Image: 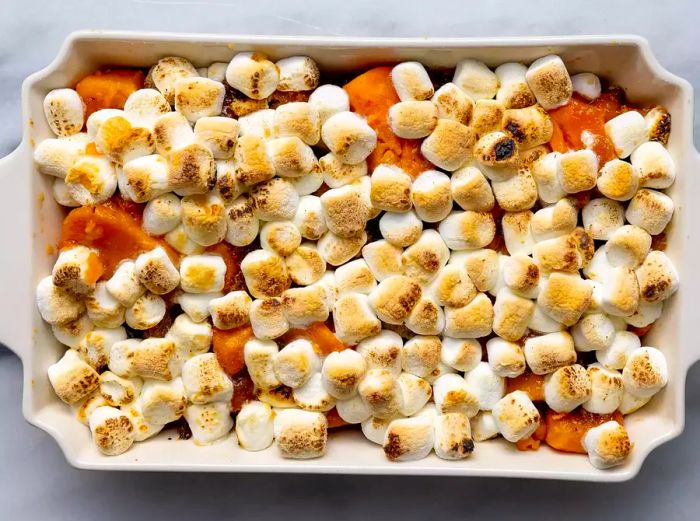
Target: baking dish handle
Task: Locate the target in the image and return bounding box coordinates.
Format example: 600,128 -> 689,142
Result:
0,144 -> 32,361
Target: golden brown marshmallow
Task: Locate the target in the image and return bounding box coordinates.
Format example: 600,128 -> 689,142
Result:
268,136 -> 316,178
429,263 -> 478,308
451,165 -> 495,211
645,106 -> 671,145
401,229 -> 450,283
544,364 -> 592,413
368,275 -> 422,325
524,331 -> 577,375
362,240 -> 404,282
597,159 -> 639,201
233,133 -> 276,187
388,100 -> 438,139
370,164 -> 413,212
582,421 -> 632,469
411,170 -> 453,222
492,390 -> 541,442
493,288 -> 535,342
317,230 -> 367,267
240,249 -> 291,299
320,183 -> 369,238
502,105 -> 553,149
282,285 -> 330,327
636,251 -> 679,304
557,149 -> 598,194
273,409 -> 328,459
502,211 -> 536,256
151,56 -> 198,104
391,61 -> 435,101
491,168 -> 538,212
358,368 -> 404,419
208,291 -> 252,330
537,272 -> 592,326
525,55 -> 572,110
194,116 -> 238,159
431,82 -> 474,124
168,143 -> 217,196
625,189 -> 674,236
260,221 -> 302,257
420,119 -> 476,171
47,349 -> 100,404
473,131 -> 519,168
471,99 -> 505,139
274,102 -> 321,146
333,293 -> 382,345
250,177 -> 300,222
249,298 -> 289,340
134,247 -> 180,295
495,62 -> 537,109
52,245 -> 102,296
402,335 -> 442,378
438,211 -> 496,251
285,243 -> 326,286
444,292 -> 494,339
225,52 -> 279,100
174,77 -> 225,123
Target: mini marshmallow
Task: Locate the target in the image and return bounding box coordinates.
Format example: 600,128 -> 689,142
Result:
88,406 -> 135,456
502,105 -> 553,149
434,412 -> 474,460
43,88 -> 84,137
525,55 -> 572,110
333,292 -> 382,345
443,293 -> 494,339
596,264 -> 640,317
471,99 -> 506,140
356,330 -> 403,376
336,394 -> 372,424
441,337 -> 482,372
317,230 -> 368,267
184,402 -> 233,445
260,221 -> 302,257
86,109 -> 122,141
116,338 -> 179,381
181,353 -> 233,404
557,149 -> 598,194
50,246 -> 101,298
636,251 -> 679,304
151,56 -> 198,104
237,108 -> 275,139
543,364 -> 592,412
321,111 -> 377,165
596,330 -> 640,370
334,259 -> 376,296
605,110 -> 648,158
361,240 -> 403,283
119,154 -> 170,203
321,349 -> 366,400
292,196 -> 327,241
450,166 -> 494,211
486,338 -> 526,378
464,361 -> 506,411
289,166 -> 324,196
421,119 -> 475,171
179,253 -> 227,294
95,113 -> 155,165
168,143 -> 217,196
438,210 -> 496,251
572,313 -> 616,352
226,52 -> 279,100
502,254 -> 540,298
491,168 -> 538,212
432,82 -> 474,124
391,62 -> 434,101
48,349 -> 100,404
582,198 -> 624,241
166,313 -> 212,359
531,198 -> 578,241
176,292 -> 220,323
538,273 -> 592,326
224,195 -> 259,247
193,116 -> 238,159
473,131 -> 519,168
618,389 -> 652,415
319,153 -> 366,189
433,373 -> 480,417
134,247 -> 180,295
76,327 -> 127,370
125,292 -> 166,330
531,152 -> 565,204
368,275 -> 423,325
528,302 -> 564,334
282,285 -> 329,327
274,102 -> 321,146
533,233 -> 585,273
293,372 -> 336,412
495,62 -> 537,108
241,249 -> 290,298
571,72 -> 601,100
383,416 -> 434,462
396,372 -> 432,416
597,159 -> 639,201
645,106 -> 672,145
233,134 -> 275,187
286,243 -> 326,286
165,224 -> 206,255
235,401 -> 275,451
358,367 -> 404,419
181,193 -> 228,246
63,154 -> 117,205
582,421 -> 632,469
583,363 -> 624,414
267,137 -> 315,179
492,390 -> 541,442
402,229 -> 450,283
73,392 -> 110,426
249,298 -> 290,340
276,56 -> 319,92
99,371 -> 142,407
401,335 -> 442,377
244,338 -> 281,391
428,264 -> 477,309
524,331 -> 577,375
52,314 -> 93,348
631,141 -> 676,190
153,111 -> 194,155
492,288 -> 534,342
453,59 -> 498,100
368,164 -> 412,213
625,300 -> 663,328
379,210 -> 423,247
321,183 -> 369,238
388,100 -> 438,139
472,411 -> 499,441
605,225 -> 652,268
207,291 -> 251,330
83,282 -> 123,330
274,409 -> 327,459
500,211 -> 535,256
250,177 -> 299,221
124,88 -> 171,130
173,77 -> 225,123
215,160 -> 243,204
142,193 -> 181,236
256,386 -> 296,409
105,261 -> 146,308
622,346 -> 668,398
51,177 -> 80,207
308,84 -> 350,124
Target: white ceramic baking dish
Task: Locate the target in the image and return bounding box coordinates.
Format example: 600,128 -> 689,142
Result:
0,31 -> 697,480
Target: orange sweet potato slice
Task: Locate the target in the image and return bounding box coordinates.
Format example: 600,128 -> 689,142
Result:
279,322 -> 347,356
344,66 -> 434,178
206,242 -> 249,293
325,408 -> 350,429
76,69 -> 145,117
544,408 -> 624,454
516,418 -> 548,451
506,370 -> 545,402
213,325 -> 255,377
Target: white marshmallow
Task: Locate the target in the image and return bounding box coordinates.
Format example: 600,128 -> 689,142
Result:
528,303 -> 564,334
134,247 -> 180,295
622,346 -> 668,398
625,300 -> 663,328
433,373 -> 480,417
308,84 -> 350,124
244,338 -> 281,391
391,61 -> 434,101
336,394 -> 372,424
605,225 -> 652,268
99,371 -> 142,407
224,195 -> 259,247
226,52 -> 279,100
543,364 -> 592,413
76,327 -> 127,370
194,116 -> 239,159
321,349 -> 366,400
333,292 -> 382,345
276,56 -> 319,92
570,72 -> 601,99
421,120 -> 475,171
182,353 -> 233,404
525,55 -> 572,110
388,100 -> 438,139
177,291 -> 220,323
273,409 -> 327,459
319,152 -> 366,189
434,412 -> 474,460
582,421 -> 632,469
495,62 -> 537,108
499,211 -> 534,256
121,401 -> 164,442
73,392 -> 110,426
596,330 -> 640,371
274,102 -> 321,146
120,154 -> 170,202
321,111 -> 377,165
184,402 -> 233,445
249,298 -> 289,340
125,292 -> 166,330
438,210 -> 495,251
486,337 -> 526,378
43,88 -> 84,137
605,111 -> 648,159
51,314 -> 93,348
582,198 -> 624,241
238,109 -> 275,139
63,155 -> 117,205
361,415 -> 397,445
165,224 -> 206,255
291,196 -> 327,241
138,376 -> 187,424
317,230 -> 368,267
285,243 -> 326,286
289,166 -> 324,196
124,88 -> 170,130
530,152 -> 565,204
464,362 -> 505,411
572,313 -> 616,352
432,82 -> 474,124
166,313 -> 212,358
453,59 -> 498,100
293,372 -> 336,412
356,330 -> 403,376
383,416 -> 434,462
235,401 -> 275,451
531,201 -> 578,244
51,177 -> 80,207
273,339 -> 320,388
48,349 -> 100,404
142,193 -> 181,236
401,335 -> 441,378
524,331 -> 577,375
439,337 -> 481,372
471,411 -> 499,441
88,406 -> 135,456
105,261 -> 145,307
86,109 -> 122,141
393,372 -> 431,417
636,250 -> 679,304
618,389 -> 652,415
153,111 -> 194,156
583,363 -> 624,414
379,211 -> 423,247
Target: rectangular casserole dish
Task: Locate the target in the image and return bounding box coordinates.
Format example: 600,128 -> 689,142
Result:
0,31 -> 698,480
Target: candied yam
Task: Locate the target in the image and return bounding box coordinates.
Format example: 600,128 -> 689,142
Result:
213,325 -> 255,377
279,322 -> 347,356
206,242 -> 250,293
506,370 -> 545,402
545,408 -> 624,454
230,371 -> 256,412
76,69 -> 145,117
325,407 -> 350,429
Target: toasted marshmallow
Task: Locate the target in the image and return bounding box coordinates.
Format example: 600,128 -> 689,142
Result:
356,330 -> 403,376
439,337 -> 481,373
631,141 -> 675,189
502,106 -> 553,149
95,113 -> 155,165
231,134 -> 274,187
581,363 -> 624,414
99,371 -> 142,407
204,291 -> 250,330
250,298 -> 290,340
181,193 -> 228,246
51,246 -> 101,297
636,251 -> 679,304
240,249 -> 290,298
265,139 -> 313,180
492,390 -> 541,442
538,273 -> 592,326
225,52 -> 279,100
367,165 -> 411,213
533,233 -> 586,273
390,61 -> 434,101
181,353 -> 233,404
464,362 -> 505,411
174,292 -> 218,323
192,116 -> 238,160
214,160 -> 244,205
77,327 -> 127,370
141,193 -> 181,236
256,385 -> 296,409
605,225 -> 651,269
597,159 -> 639,201
359,240 -> 402,284
625,300 -> 663,328
164,314 -> 211,360
595,330 -> 640,371
63,154 -> 117,205
51,177 -> 80,207
150,56 -> 198,104
625,189 -> 674,235
164,224 -> 205,255
290,166 -> 324,196
274,408 -> 327,459
432,82 -> 474,124
308,84 -> 350,124
398,233 -> 447,285
173,77 -> 225,123
86,109 -> 122,141
367,275 -> 422,325
291,196 -> 326,241
222,196 -> 257,247
318,153 -> 365,189
88,406 -> 135,455
281,243 -> 324,287
433,373 -> 479,417
392,372 -> 430,416
273,102 -> 321,146
486,337 -> 526,378
293,372 -> 336,412
273,55 -> 319,92
495,62 -> 536,108
336,394 -> 372,424
472,411 -> 499,441
333,259 -> 376,296
444,293 -> 494,339
619,389 -> 652,415
43,88 -> 85,137
622,346 -> 668,398
492,168 -> 538,212
104,261 -> 145,307
243,338 -> 281,391
388,100 -> 438,139
320,183 -> 369,239
52,314 -> 94,348
249,177 -> 299,222
124,88 -> 170,131
571,313 -> 615,352
400,335 -> 441,377
321,111 -> 376,165
311,269 -> 338,308
492,288 -> 534,342
595,263 -> 640,317
282,285 -> 330,327
453,59 -> 498,100
645,106 -> 672,145
48,349 -> 100,404
499,211 -> 534,256
582,198 -> 624,241
237,108 -> 275,138
583,421 -> 632,469
502,255 -> 539,298
530,152 -> 565,204
35,275 -> 84,326
421,120 -> 475,171
429,264 -> 477,308
332,292 -> 382,345
134,247 -> 180,295
438,210 -> 496,251
528,301 -> 564,333
570,72 -> 601,100
450,166 -> 494,212
361,415 -> 400,445
434,412 -> 474,460
125,292 -> 166,330
317,230 -> 368,267
531,199 -> 578,241
178,253 -> 226,294
169,143 -> 217,197
319,349 -> 365,400
122,337 -> 179,380
261,221 -> 303,259
152,112 -> 194,157
556,149 -> 598,194
358,368 -> 404,419
234,401 -> 275,451
543,364 -> 592,413
119,154 -> 170,203
382,416 -> 434,462
183,402 -> 233,445
73,391 -> 110,426
525,55 -> 572,110
605,110 -> 648,158
473,131 -> 519,169
379,210 -> 423,248
524,331 -> 577,375
469,100 -> 504,142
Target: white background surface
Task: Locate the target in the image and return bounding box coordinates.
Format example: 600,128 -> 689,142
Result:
1,0 -> 699,518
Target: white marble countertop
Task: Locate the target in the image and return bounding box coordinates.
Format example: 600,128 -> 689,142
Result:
1,0 -> 699,518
